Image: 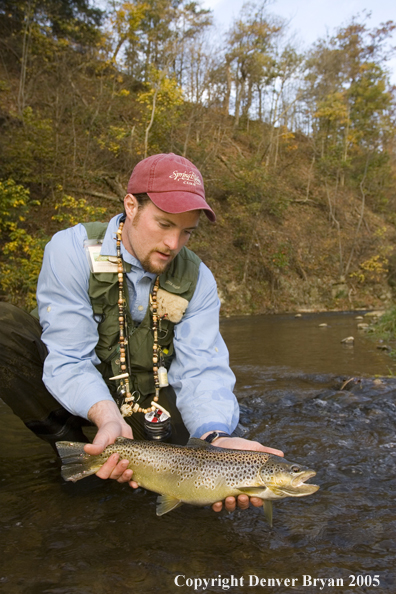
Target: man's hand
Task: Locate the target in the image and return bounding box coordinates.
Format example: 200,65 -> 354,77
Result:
200,433 -> 284,513
84,400 -> 138,488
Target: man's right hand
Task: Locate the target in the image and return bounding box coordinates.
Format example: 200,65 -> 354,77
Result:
84,400 -> 138,488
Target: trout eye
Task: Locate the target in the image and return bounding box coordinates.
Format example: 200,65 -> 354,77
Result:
291,465 -> 301,473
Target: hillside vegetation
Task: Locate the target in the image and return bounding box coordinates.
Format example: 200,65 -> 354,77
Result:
1,0 -> 396,315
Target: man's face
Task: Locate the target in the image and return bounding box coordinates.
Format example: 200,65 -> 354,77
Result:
122,194 -> 200,274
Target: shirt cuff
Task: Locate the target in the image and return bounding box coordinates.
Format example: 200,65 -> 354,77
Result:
190,422 -> 236,439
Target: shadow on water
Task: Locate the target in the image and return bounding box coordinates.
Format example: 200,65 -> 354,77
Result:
1,312 -> 396,593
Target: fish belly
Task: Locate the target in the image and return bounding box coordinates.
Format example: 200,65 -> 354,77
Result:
130,465 -> 241,506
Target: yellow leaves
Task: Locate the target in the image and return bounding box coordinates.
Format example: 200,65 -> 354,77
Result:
0,80 -> 11,92
2,228 -> 30,254
279,127 -> 297,152
138,72 -> 183,114
96,125 -> 129,155
315,92 -> 349,124
373,226 -> 388,240
350,254 -> 389,284
0,189 -> 107,310
0,228 -> 48,311
52,195 -> 107,227
110,125 -> 129,140
110,1 -> 148,40
361,255 -> 387,273
0,179 -> 30,232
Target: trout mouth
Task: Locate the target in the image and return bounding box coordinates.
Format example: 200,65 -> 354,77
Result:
290,469 -> 319,494
266,469 -> 319,498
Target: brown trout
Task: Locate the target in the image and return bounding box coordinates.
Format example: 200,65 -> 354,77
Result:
56,437 -> 319,526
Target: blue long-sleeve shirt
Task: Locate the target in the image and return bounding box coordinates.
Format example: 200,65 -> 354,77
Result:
36,214 -> 239,438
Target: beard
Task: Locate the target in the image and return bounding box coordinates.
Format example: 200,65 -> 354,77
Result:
139,249 -> 175,274
129,208 -> 176,274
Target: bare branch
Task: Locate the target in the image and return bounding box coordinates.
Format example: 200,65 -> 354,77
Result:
67,187 -> 121,203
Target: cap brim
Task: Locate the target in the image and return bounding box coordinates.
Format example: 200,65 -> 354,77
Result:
148,191 -> 216,222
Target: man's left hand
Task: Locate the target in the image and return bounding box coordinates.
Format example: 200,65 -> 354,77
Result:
200,435 -> 284,513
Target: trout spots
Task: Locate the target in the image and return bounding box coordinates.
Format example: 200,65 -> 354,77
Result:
194,477 -> 216,490
59,438 -> 318,516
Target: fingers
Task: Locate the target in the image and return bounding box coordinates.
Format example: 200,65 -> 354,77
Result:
83,420 -> 133,456
261,446 -> 284,457
250,497 -> 264,508
82,422 -> 136,486
94,452 -> 138,488
236,494 -> 250,510
224,495 -> 250,512
94,453 -> 127,479
215,437 -> 284,458
212,494 -> 254,513
84,442 -> 107,456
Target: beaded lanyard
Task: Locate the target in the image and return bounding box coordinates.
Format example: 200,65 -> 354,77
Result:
113,219 -> 168,418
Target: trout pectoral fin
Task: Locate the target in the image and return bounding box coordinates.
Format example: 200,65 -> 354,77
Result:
237,487 -> 267,498
262,500 -> 273,528
237,488 -> 273,527
156,495 -> 184,516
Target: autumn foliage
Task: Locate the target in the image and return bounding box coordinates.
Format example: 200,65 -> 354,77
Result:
1,0 -> 396,313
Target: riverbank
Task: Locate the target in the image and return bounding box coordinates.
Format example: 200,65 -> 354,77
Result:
183,182 -> 396,318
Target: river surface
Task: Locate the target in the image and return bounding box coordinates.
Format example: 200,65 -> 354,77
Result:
1,312 -> 396,594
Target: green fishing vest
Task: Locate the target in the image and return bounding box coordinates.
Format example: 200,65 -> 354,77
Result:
83,221 -> 201,404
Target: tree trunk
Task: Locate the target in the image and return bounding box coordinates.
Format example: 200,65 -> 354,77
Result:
18,0 -> 34,116
223,62 -> 232,115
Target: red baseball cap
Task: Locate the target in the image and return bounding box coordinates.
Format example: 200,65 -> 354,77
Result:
127,153 -> 216,222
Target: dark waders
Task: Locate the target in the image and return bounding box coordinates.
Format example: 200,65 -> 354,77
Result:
0,302 -> 189,452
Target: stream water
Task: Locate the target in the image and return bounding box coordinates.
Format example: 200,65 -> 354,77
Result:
1,312 -> 395,594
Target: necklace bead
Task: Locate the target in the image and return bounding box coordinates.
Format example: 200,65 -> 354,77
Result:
115,219 -> 166,418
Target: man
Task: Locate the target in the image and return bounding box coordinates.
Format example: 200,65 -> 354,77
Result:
0,153 -> 283,512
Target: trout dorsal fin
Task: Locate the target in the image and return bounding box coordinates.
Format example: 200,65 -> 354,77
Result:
156,495 -> 184,516
186,437 -> 217,449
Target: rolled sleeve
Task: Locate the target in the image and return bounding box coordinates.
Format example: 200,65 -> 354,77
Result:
37,224 -> 114,418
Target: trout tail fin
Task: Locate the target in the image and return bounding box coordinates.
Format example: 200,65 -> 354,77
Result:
56,441 -> 102,482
